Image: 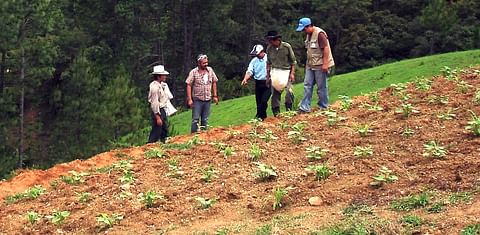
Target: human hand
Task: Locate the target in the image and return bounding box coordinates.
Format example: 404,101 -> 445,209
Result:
322,64 -> 329,73
187,99 -> 193,108
155,115 -> 163,126
213,96 -> 219,105
241,79 -> 248,86
266,78 -> 271,88
289,73 -> 295,82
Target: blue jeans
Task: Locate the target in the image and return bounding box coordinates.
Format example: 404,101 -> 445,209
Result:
191,99 -> 211,133
298,69 -> 329,112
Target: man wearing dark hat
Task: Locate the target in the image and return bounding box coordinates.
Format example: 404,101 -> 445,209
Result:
241,44 -> 271,120
265,30 -> 297,116
296,17 -> 335,112
148,65 -> 170,143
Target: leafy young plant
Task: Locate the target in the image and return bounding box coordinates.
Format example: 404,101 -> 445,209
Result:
61,171 -> 89,185
138,191 -> 163,208
259,129 -> 278,142
305,164 -> 331,181
465,110 -> 480,136
248,143 -> 263,161
96,213 -> 123,228
372,166 -> 398,185
248,118 -> 262,139
401,214 -> 423,227
254,162 -> 277,181
77,192 -> 92,203
456,80 -> 472,93
338,95 -> 353,111
414,76 -> 432,91
199,165 -> 218,183
166,158 -> 184,178
395,103 -> 419,118
305,146 -> 329,160
5,185 -> 46,204
390,83 -> 408,97
26,211 -> 41,225
440,66 -> 458,81
354,123 -> 374,137
353,145 -> 373,158
221,146 -> 235,158
288,122 -> 307,143
401,126 -> 415,137
360,102 -> 383,111
319,109 -> 346,126
473,89 -> 480,104
461,224 -> 480,235
144,148 -> 167,159
195,197 -> 216,209
427,95 -> 449,105
119,170 -> 135,184
422,141 -> 447,159
272,186 -> 290,210
437,108 -> 456,121
46,210 -> 70,225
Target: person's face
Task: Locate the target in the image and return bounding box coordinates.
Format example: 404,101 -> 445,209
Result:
155,74 -> 167,82
303,25 -> 314,34
257,51 -> 265,59
268,38 -> 281,47
198,59 -> 209,69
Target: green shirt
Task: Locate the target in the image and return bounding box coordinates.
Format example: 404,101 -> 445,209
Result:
266,41 -> 297,70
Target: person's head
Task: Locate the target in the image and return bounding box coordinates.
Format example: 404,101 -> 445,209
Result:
249,44 -> 265,59
296,17 -> 314,34
151,65 -> 169,81
265,30 -> 282,47
197,54 -> 209,69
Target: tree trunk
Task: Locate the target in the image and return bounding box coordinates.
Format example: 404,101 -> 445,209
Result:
0,51 -> 5,93
19,48 -> 25,168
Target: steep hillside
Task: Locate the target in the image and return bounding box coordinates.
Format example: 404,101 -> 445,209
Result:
1,67 -> 480,234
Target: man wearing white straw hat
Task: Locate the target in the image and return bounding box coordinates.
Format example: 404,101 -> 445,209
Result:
147,65 -> 170,143
265,30 -> 297,116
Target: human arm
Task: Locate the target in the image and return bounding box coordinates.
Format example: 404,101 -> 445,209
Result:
186,83 -> 193,108
287,43 -> 297,82
212,81 -> 218,104
266,63 -> 271,87
319,32 -> 330,73
242,59 -> 255,85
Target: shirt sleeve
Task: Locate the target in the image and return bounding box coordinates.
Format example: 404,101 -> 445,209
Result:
246,58 -> 255,76
148,83 -> 161,114
318,32 -> 328,49
185,70 -> 194,84
286,43 -> 297,65
210,67 -> 219,82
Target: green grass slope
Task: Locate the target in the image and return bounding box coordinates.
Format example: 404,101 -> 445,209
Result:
118,49 -> 480,145
168,50 -> 480,135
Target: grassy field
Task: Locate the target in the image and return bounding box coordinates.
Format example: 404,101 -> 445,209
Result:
166,49 -> 480,135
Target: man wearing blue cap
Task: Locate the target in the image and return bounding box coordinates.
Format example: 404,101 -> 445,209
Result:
296,17 -> 335,112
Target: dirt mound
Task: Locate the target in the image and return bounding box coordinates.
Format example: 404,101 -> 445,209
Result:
1,68 -> 480,234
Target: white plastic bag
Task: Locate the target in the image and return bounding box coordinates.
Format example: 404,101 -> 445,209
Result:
270,68 -> 290,92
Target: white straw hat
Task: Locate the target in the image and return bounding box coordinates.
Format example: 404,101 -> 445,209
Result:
151,65 -> 169,75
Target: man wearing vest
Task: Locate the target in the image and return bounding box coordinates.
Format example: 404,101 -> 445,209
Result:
265,30 -> 297,116
296,17 -> 335,112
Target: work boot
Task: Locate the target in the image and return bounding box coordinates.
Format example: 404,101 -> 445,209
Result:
272,107 -> 280,117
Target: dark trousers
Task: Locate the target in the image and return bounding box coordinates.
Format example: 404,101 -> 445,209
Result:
271,81 -> 294,116
147,108 -> 168,143
255,80 -> 272,120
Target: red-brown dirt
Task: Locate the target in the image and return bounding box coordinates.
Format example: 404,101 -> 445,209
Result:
0,68 -> 480,234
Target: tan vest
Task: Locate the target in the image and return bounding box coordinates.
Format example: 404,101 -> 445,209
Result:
305,27 -> 335,69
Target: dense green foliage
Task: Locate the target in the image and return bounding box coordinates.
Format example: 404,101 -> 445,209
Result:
0,0 -> 479,178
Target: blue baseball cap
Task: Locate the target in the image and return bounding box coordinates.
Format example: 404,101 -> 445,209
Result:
296,17 -> 311,32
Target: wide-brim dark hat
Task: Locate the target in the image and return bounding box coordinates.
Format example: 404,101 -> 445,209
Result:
265,30 -> 282,39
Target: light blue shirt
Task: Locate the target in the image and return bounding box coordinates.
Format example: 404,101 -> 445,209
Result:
246,54 -> 267,81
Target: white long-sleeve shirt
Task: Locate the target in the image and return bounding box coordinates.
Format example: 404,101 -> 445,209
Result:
148,80 -> 168,114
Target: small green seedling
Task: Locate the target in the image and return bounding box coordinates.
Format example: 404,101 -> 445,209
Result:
76,192 -> 91,203
437,108 -> 456,121
427,95 -> 449,105
456,80 -> 472,93
96,213 -> 123,229
199,165 -> 218,183
353,145 -> 373,158
144,148 -> 167,159
5,185 -> 46,204
259,129 -> 278,142
166,159 -> 184,178
319,109 -> 346,126
221,146 -> 235,158
338,95 -> 353,111
138,191 -> 163,208
305,146 -> 328,160
354,123 -> 374,137
473,89 -> 480,104
423,141 -> 447,159
395,103 -> 419,118
414,76 -> 433,91
305,165 -> 331,181
401,214 -> 423,227
441,66 -> 458,80
272,186 -> 290,210
61,171 -> 89,185
371,166 -> 398,187
249,143 -> 263,161
360,102 -> 383,111
195,197 -> 216,209
466,110 -> 480,136
401,126 -> 414,137
26,211 -> 41,225
391,192 -> 430,211
367,91 -> 379,102
390,83 -> 408,97
46,210 -> 70,225
254,162 -> 277,181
